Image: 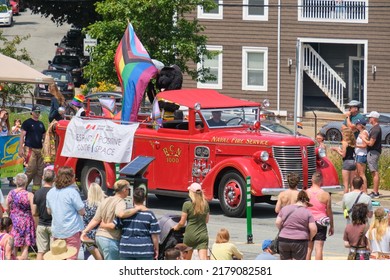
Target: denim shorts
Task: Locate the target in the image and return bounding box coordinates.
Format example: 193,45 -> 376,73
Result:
342,159 -> 356,171
356,155 -> 367,164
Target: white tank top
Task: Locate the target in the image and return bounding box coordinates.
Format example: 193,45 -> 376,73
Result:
355,130 -> 367,156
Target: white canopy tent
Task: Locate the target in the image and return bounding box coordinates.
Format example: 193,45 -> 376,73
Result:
0,53 -> 54,84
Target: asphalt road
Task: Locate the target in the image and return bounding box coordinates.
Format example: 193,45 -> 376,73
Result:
1,9 -> 70,72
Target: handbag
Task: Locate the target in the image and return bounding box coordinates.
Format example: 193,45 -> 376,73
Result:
270,206 -> 300,254
347,231 -> 365,260
344,192 -> 363,219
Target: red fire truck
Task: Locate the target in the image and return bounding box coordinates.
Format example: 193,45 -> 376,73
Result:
54,89 -> 341,217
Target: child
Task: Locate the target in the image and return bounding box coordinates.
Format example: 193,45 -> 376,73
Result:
316,132 -> 327,152
11,119 -> 21,135
210,228 -> 243,260
0,217 -> 16,260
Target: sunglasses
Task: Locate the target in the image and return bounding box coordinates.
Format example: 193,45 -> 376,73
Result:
33,111 -> 41,113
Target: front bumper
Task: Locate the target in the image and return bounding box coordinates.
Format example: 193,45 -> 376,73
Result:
261,185 -> 343,196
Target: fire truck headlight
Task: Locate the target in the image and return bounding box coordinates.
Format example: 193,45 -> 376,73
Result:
318,147 -> 326,158
260,151 -> 269,162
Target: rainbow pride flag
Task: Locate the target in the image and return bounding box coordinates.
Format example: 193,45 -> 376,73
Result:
115,23 -> 158,122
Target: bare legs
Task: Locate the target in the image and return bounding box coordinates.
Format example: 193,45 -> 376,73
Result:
342,169 -> 356,193
356,163 -> 367,193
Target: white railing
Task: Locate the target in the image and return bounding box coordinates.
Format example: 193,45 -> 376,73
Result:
298,0 -> 368,23
303,44 -> 346,112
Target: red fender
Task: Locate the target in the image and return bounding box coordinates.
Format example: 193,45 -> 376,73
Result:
201,157 -> 282,199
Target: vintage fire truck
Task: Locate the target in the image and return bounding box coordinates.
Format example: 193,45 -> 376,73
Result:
54,89 -> 341,217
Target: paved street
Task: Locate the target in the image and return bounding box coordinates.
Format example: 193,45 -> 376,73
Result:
1,9 -> 70,72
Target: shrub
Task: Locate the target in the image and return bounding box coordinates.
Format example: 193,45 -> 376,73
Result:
326,143 -> 390,191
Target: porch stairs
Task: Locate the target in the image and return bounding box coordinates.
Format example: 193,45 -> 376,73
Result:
302,44 -> 346,113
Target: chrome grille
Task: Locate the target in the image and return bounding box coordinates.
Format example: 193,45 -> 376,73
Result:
272,145 -> 316,188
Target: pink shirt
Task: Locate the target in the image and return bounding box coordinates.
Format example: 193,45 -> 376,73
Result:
307,188 -> 327,220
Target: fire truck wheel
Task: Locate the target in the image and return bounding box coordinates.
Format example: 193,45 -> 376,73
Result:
80,161 -> 107,198
218,171 -> 246,218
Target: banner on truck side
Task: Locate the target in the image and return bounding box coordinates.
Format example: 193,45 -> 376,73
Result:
61,118 -> 139,163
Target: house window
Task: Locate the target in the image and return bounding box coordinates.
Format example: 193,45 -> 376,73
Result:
198,0 -> 223,20
243,0 -> 268,21
242,47 -> 268,91
197,46 -> 223,89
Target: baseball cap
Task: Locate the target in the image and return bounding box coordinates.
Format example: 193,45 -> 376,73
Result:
355,118 -> 367,126
262,239 -> 273,251
345,100 -> 361,107
188,182 -> 202,193
32,105 -> 41,112
366,111 -> 380,119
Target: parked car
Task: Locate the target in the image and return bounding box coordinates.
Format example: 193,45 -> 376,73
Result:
0,2 -> 12,27
35,70 -> 75,100
48,55 -> 83,87
320,113 -> 390,144
261,121 -> 294,135
5,103 -> 50,114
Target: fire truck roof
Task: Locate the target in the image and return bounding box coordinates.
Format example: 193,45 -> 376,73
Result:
157,89 -> 260,109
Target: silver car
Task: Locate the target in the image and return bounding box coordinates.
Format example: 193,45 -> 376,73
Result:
319,113 -> 390,144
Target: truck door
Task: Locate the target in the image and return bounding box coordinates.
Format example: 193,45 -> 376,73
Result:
152,130 -> 190,191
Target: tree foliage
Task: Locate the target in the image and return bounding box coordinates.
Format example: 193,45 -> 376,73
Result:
0,31 -> 34,107
83,0 -> 217,86
25,0 -> 100,27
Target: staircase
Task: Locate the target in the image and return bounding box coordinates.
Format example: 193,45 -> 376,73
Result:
303,44 -> 346,113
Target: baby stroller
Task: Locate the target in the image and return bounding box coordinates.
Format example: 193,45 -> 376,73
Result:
158,214 -> 185,260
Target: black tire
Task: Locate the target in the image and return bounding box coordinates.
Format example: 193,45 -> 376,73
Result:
326,128 -> 342,141
80,161 -> 107,198
386,134 -> 390,145
218,171 -> 247,217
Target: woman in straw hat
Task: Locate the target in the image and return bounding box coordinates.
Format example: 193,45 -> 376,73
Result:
173,182 -> 210,260
43,239 -> 77,260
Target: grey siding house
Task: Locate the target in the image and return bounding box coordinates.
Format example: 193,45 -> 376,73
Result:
182,0 -> 390,117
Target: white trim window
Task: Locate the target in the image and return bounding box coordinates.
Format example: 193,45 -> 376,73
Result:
197,45 -> 223,89
242,47 -> 268,91
243,0 -> 268,21
198,0 -> 223,20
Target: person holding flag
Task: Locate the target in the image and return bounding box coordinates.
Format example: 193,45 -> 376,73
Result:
114,23 -> 158,123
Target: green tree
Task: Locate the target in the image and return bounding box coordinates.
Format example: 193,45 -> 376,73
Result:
25,0 -> 100,27
83,0 -> 217,86
0,31 -> 34,107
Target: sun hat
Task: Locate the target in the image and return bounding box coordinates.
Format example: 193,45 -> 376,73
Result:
366,111 -> 380,119
71,94 -> 85,107
345,100 -> 361,107
188,182 -> 202,192
43,239 -> 77,260
262,239 -> 273,251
